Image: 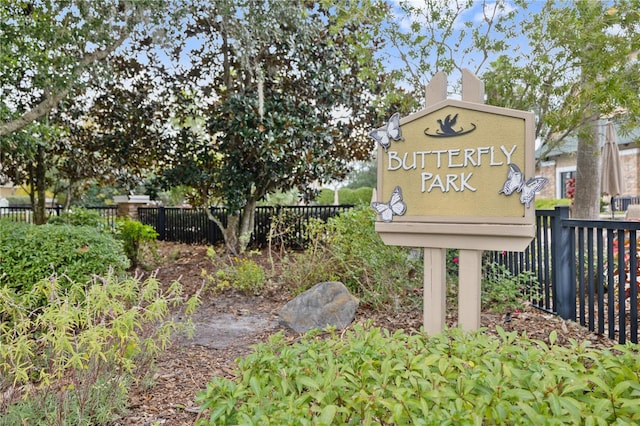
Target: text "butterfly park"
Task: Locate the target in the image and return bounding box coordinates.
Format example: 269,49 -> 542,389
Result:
386,144 -> 519,193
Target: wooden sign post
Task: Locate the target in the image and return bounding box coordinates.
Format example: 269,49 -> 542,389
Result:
371,70 -> 545,334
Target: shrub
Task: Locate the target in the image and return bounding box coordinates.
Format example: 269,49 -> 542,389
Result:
0,273 -> 198,425
314,187 -> 372,205
196,324 -> 640,425
47,207 -> 109,229
115,218 -> 159,268
352,187 -> 374,205
279,207 -> 422,311
0,221 -> 129,294
535,198 -> 572,210
205,248 -> 266,295
482,262 -> 537,316
315,188 -> 335,204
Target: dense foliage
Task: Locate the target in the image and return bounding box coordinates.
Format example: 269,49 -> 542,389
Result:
0,221 -> 128,293
280,207 -> 422,311
316,187 -> 373,206
0,273 -> 196,425
115,218 -> 159,268
197,325 -> 640,425
47,207 -> 110,228
160,0 -> 395,253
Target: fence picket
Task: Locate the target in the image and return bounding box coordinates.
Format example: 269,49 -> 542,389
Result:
490,206 -> 640,344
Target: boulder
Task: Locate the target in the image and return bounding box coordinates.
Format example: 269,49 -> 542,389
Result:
279,281 -> 359,333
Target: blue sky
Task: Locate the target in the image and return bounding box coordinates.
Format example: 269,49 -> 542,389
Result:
382,1 -> 546,95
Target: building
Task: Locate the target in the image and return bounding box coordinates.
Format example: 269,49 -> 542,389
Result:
535,120 -> 640,199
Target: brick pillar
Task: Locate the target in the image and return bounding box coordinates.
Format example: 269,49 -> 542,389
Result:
115,196 -> 151,221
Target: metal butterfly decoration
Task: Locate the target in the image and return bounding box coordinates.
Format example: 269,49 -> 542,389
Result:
371,185 -> 407,223
369,112 -> 403,151
498,163 -> 548,208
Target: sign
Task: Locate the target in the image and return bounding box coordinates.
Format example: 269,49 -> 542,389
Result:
381,104 -> 537,220
370,70 -> 547,334
372,71 -> 545,252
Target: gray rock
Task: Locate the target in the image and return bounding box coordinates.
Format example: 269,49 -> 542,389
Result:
279,281 -> 359,333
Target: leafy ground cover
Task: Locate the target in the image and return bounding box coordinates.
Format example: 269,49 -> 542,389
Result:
1,208 -> 627,426
110,242 -> 619,426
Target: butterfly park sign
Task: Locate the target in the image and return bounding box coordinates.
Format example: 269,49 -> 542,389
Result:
370,70 -> 547,335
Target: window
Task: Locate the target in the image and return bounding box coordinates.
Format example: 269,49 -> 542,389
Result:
559,170 -> 576,199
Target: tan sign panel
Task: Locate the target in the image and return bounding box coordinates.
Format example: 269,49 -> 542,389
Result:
377,101 -> 537,225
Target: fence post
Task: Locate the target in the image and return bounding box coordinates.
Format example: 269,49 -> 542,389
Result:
552,205 -> 574,320
157,206 -> 166,241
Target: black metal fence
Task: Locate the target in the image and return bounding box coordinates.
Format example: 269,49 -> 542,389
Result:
488,206 -> 640,344
611,195 -> 640,216
0,205 -> 118,227
138,205 -> 354,249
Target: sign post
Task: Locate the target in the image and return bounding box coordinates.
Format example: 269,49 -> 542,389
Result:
371,70 -> 546,334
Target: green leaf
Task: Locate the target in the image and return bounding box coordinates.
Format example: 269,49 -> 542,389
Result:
317,404 -> 338,425
296,376 -> 320,391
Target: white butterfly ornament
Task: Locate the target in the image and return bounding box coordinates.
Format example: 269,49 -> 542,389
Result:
369,112 -> 403,151
520,177 -> 548,208
371,186 -> 407,223
498,163 -> 548,208
498,163 -> 524,195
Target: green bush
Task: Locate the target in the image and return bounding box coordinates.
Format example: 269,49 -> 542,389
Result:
315,188 -> 335,204
206,248 -> 266,295
339,187 -> 373,205
0,221 -> 129,293
196,324 -> 640,425
0,273 -> 198,425
482,262 -> 538,315
47,207 -> 109,229
280,207 -> 422,311
535,198 -> 572,210
315,187 -> 373,205
115,218 -> 159,268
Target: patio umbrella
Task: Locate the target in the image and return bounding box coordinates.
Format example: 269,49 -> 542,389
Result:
601,121 -> 626,198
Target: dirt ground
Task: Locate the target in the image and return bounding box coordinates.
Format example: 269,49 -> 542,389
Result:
110,242 -> 617,426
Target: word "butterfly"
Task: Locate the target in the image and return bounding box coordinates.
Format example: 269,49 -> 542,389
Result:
371,185 -> 407,223
369,112 -> 403,151
498,163 -> 548,208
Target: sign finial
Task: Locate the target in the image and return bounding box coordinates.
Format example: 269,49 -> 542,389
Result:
425,72 -> 447,106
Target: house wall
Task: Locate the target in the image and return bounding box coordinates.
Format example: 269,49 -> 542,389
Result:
535,147 -> 640,199
0,186 -> 16,198
620,148 -> 640,195
537,161 -> 556,199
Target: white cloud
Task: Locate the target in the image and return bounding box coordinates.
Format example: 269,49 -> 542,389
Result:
472,1 -> 516,24
390,1 -> 517,31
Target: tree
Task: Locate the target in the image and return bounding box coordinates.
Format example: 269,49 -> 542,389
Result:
0,120 -> 62,223
52,57 -> 176,203
384,0 -> 523,101
388,0 -> 640,219
483,1 -> 640,218
345,160 -> 378,190
164,0 -> 393,253
0,0 -> 169,137
1,1 -> 179,221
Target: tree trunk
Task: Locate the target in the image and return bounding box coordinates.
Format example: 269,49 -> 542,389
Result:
238,198 -> 256,252
221,214 -> 241,255
30,144 -> 48,225
573,119 -> 601,219
64,183 -> 74,211
33,145 -> 47,225
210,198 -> 257,255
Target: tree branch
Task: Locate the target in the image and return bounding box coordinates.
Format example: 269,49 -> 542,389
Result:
0,31 -> 129,137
